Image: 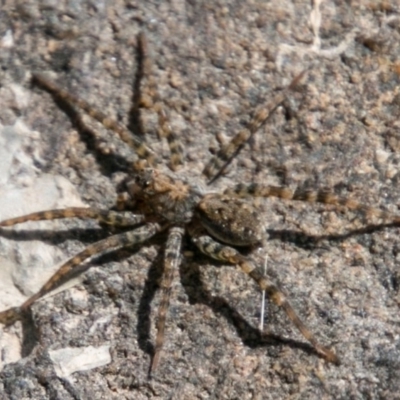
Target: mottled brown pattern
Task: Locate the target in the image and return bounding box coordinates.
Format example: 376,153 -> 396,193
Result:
7,31 -> 399,377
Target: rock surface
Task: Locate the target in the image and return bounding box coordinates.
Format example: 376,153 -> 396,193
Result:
0,1 -> 400,399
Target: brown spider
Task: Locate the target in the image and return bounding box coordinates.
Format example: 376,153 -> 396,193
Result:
4,33 -> 394,374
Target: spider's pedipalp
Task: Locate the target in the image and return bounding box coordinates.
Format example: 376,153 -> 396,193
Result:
203,70 -> 308,184
0,222 -> 163,325
0,208 -> 146,228
190,230 -> 340,365
151,226 -> 184,374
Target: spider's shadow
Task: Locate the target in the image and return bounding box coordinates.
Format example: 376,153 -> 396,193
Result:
267,221 -> 400,250
135,220 -> 400,368
133,236 -> 294,365
178,250 -> 312,356
11,220 -> 399,367
15,229 -> 161,358
133,238 -> 317,368
0,226 -> 109,245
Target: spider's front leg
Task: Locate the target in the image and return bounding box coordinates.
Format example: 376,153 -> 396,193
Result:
136,32 -> 184,170
191,194 -> 340,365
202,69 -> 307,184
0,213 -> 163,326
32,72 -> 157,166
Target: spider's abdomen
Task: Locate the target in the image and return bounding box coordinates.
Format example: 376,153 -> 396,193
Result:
196,194 -> 264,246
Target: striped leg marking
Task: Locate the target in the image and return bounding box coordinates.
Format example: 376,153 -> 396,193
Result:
0,223 -> 162,326
150,226 -> 184,373
190,231 -> 340,365
137,33 -> 184,171
224,184 -> 400,222
0,208 -> 145,228
32,73 -> 157,166
203,70 -> 307,184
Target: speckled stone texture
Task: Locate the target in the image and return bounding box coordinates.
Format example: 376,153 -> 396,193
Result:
0,1 -> 400,399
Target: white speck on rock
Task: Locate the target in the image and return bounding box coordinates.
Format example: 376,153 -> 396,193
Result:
375,148 -> 390,165
1,29 -> 14,48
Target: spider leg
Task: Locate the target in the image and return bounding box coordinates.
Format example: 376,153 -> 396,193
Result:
137,33 -> 184,171
0,222 -> 163,326
224,184 -> 400,222
32,73 -> 157,166
202,70 -> 307,184
150,226 -> 184,374
190,229 -> 340,365
156,107 -> 184,171
0,208 -> 145,227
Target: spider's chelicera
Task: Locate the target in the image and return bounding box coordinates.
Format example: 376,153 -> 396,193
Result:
7,33 -> 397,374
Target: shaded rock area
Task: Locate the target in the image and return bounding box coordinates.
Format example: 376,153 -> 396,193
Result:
0,1 -> 400,399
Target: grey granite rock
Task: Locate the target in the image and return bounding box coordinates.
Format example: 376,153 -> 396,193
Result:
0,1 -> 399,399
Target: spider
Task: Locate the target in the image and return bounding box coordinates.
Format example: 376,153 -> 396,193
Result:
3,32 -> 393,374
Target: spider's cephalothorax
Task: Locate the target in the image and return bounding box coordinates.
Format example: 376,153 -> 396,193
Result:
128,160 -> 203,224
5,32 -> 398,374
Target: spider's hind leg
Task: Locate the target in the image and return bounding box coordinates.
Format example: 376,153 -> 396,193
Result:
150,226 -> 184,374
189,229 -> 340,365
0,223 -> 162,326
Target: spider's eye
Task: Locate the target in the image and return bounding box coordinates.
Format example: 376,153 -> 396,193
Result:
134,176 -> 148,189
135,168 -> 154,189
